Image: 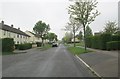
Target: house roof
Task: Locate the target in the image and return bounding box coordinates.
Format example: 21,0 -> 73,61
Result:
27,31 -> 39,37
0,23 -> 30,37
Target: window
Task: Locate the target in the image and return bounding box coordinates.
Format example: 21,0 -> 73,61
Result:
17,41 -> 19,44
9,32 -> 11,37
17,34 -> 19,38
3,31 -> 6,35
20,35 -> 22,38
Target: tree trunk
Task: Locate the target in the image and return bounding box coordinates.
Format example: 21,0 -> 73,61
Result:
41,38 -> 44,46
83,25 -> 87,52
73,26 -> 75,47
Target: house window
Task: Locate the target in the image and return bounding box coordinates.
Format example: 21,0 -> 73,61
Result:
17,41 -> 19,44
21,35 -> 22,38
9,32 -> 11,37
3,31 -> 6,35
17,34 -> 19,38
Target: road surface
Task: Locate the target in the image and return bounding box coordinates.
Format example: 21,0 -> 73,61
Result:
2,44 -> 94,77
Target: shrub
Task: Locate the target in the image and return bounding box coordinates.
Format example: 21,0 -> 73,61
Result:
86,37 -> 91,48
99,33 -> 112,50
36,42 -> 42,47
18,43 -> 32,50
2,38 -> 14,52
107,41 -> 120,50
111,35 -> 120,41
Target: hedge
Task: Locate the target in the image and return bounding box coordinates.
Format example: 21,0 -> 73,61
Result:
1,38 -> 14,52
99,33 -> 112,50
36,42 -> 42,47
111,35 -> 120,41
18,43 -> 32,50
107,41 -> 120,50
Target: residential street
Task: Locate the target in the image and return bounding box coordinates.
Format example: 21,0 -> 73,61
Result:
2,44 -> 94,77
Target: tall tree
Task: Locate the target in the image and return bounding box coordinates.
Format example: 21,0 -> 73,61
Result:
103,21 -> 118,34
76,31 -> 83,41
33,21 -> 50,46
68,0 -> 100,51
64,15 -> 81,47
85,26 -> 93,37
47,32 -> 58,42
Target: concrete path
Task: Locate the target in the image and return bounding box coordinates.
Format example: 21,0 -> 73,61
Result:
2,44 -> 94,77
78,46 -> 118,77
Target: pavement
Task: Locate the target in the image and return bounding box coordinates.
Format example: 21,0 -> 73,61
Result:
2,44 -> 95,77
78,46 -> 118,77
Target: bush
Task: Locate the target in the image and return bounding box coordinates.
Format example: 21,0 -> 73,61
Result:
2,38 -> 14,52
15,44 -> 19,49
36,42 -> 42,47
107,41 -> 120,50
111,35 -> 120,41
86,36 -> 92,48
18,43 -> 32,50
99,33 -> 112,50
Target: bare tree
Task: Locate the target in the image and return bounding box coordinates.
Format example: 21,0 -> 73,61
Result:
68,0 -> 100,51
64,15 -> 81,47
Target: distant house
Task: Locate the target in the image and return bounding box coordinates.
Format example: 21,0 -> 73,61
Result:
71,37 -> 80,42
0,21 -> 30,44
25,31 -> 42,43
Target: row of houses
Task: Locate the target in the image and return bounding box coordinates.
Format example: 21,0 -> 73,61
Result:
0,21 -> 47,44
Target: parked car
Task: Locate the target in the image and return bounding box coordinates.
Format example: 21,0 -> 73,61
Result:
52,42 -> 58,47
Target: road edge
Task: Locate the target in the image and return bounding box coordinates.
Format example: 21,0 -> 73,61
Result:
75,55 -> 103,79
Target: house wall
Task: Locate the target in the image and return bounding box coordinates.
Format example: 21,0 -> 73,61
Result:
0,29 -> 29,44
25,31 -> 42,43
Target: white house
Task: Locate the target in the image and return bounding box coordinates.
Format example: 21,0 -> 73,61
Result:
25,31 -> 42,43
0,21 -> 30,44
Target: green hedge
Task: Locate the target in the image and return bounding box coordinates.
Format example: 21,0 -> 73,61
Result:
107,41 -> 120,50
1,38 -> 14,52
86,34 -> 111,50
99,33 -> 112,50
36,42 -> 42,47
18,43 -> 32,50
111,35 -> 120,41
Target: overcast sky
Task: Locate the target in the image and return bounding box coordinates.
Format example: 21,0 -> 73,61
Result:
0,0 -> 119,40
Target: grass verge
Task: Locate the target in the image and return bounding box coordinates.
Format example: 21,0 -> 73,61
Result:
2,52 -> 15,55
39,44 -> 52,51
67,46 -> 92,55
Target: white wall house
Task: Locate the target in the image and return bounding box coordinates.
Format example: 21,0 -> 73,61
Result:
25,31 -> 42,43
0,21 -> 30,44
71,37 -> 80,42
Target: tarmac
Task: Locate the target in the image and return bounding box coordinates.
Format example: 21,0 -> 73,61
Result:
78,46 -> 119,77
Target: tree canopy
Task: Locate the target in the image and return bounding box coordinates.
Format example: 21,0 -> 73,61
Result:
33,20 -> 50,45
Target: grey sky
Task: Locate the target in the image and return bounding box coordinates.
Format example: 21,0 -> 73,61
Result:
0,0 -> 119,40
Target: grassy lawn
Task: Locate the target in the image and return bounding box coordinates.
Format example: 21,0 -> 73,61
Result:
39,44 -> 52,51
2,52 -> 15,55
67,46 -> 92,55
75,41 -> 85,47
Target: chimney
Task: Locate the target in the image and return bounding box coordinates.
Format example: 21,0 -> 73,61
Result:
18,28 -> 20,30
11,24 -> 13,28
1,21 -> 4,26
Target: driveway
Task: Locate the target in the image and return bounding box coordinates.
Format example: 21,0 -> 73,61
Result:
2,44 -> 94,77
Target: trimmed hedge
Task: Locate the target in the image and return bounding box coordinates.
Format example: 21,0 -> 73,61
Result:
111,35 -> 120,41
36,42 -> 42,47
1,38 -> 14,52
107,41 -> 120,50
86,33 -> 112,50
99,33 -> 112,50
18,43 -> 32,50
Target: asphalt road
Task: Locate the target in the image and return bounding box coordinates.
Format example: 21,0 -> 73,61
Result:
2,44 -> 94,77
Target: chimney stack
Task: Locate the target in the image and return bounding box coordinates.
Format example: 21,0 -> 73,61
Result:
11,24 -> 13,28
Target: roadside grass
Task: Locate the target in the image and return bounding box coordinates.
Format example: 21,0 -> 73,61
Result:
67,46 -> 92,55
75,41 -> 85,47
2,52 -> 15,55
39,44 -> 52,51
